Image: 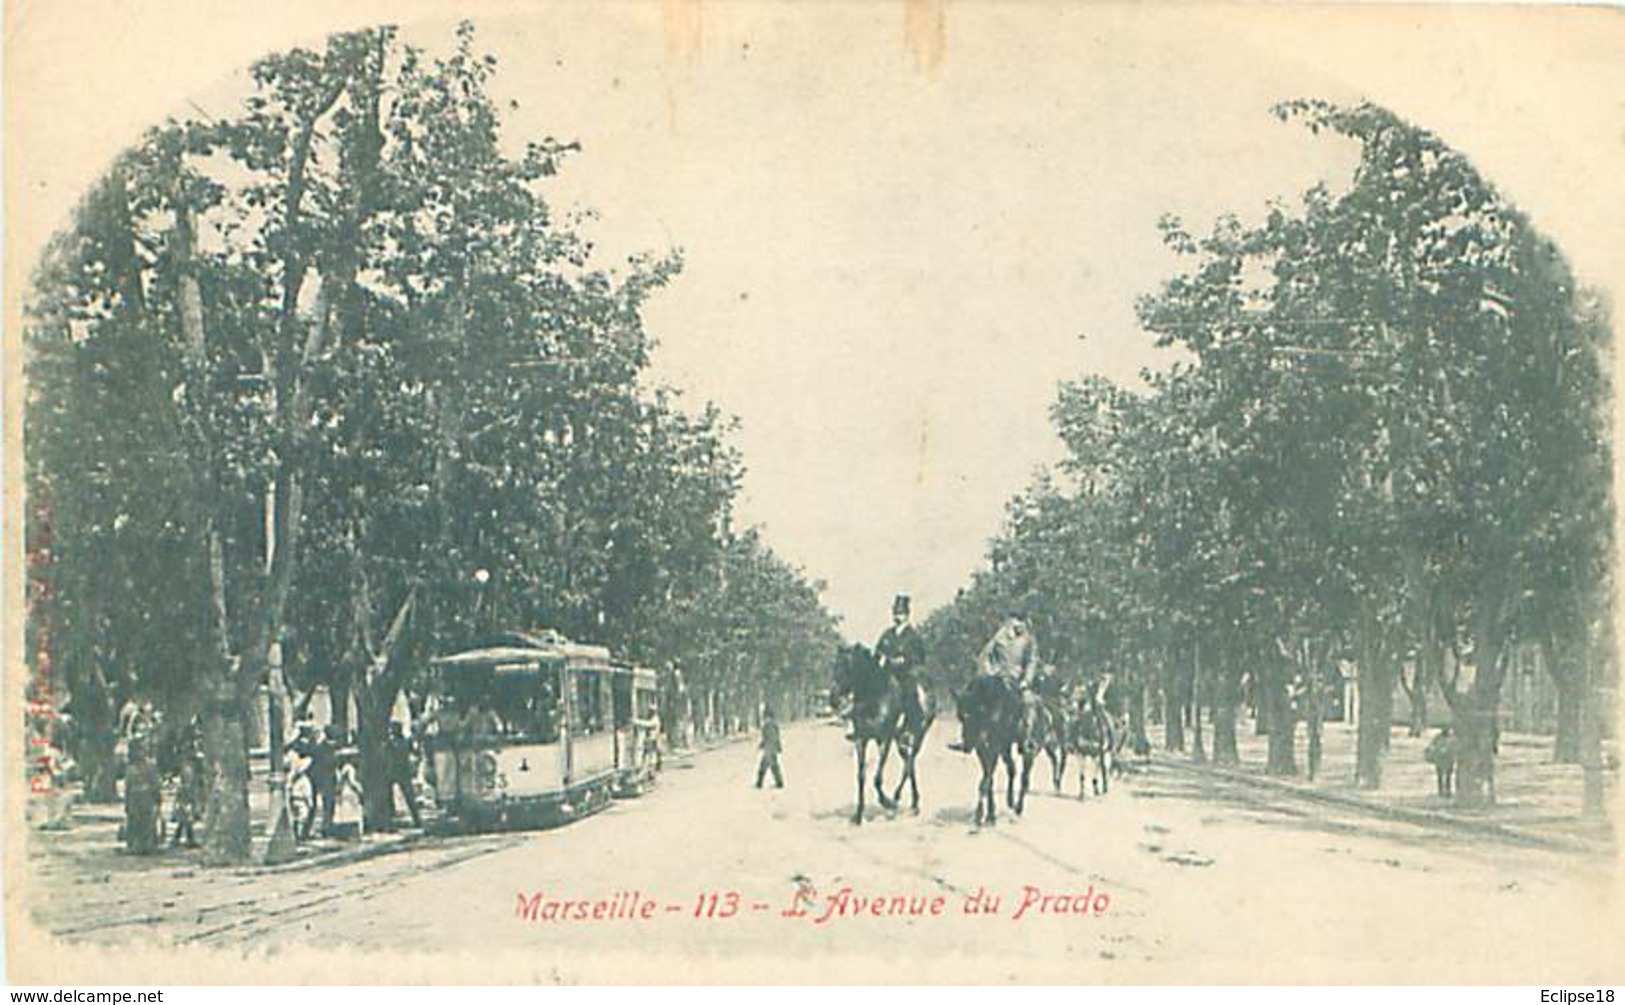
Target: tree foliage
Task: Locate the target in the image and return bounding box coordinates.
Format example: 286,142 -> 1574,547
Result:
26,24 -> 839,860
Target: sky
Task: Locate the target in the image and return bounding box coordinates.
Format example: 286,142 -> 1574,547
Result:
9,2 -> 1625,645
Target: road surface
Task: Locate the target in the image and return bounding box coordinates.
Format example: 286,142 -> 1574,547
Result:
26,719 -> 1621,983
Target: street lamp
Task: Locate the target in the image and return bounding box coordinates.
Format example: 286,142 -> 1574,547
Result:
473,568 -> 492,631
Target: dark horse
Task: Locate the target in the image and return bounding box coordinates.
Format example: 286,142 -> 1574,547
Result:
832,644 -> 935,824
955,675 -> 1028,826
1029,670 -> 1072,792
1068,686 -> 1117,799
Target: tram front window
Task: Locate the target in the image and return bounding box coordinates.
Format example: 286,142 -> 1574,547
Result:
488,672 -> 562,744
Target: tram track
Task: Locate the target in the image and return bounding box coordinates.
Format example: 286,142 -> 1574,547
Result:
180,834 -> 532,946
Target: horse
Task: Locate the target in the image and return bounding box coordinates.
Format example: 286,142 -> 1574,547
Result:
1029,669 -> 1072,792
955,674 -> 1027,826
1068,687 -> 1116,799
832,643 -> 906,825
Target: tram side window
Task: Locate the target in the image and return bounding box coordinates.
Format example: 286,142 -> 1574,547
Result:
573,671 -> 606,735
612,675 -> 633,729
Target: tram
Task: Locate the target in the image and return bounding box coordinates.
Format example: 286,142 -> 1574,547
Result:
422,630 -> 661,832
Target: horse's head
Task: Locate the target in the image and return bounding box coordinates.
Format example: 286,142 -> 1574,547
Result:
833,643 -> 877,702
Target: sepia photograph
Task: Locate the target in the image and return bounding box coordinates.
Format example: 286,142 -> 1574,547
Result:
5,0 -> 1623,986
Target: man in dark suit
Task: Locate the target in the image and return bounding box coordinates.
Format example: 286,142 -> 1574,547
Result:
876,594 -> 930,733
756,709 -> 784,789
287,722 -> 337,839
876,595 -> 925,683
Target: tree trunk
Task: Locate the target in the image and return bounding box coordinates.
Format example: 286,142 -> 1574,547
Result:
1128,679 -> 1148,751
1578,648 -> 1606,820
1212,669 -> 1240,766
1552,671 -> 1581,763
358,689 -> 396,831
1162,683 -> 1185,752
79,729 -> 121,803
1304,656 -> 1325,782
1252,668 -> 1269,735
200,681 -> 253,865
1544,634 -> 1581,764
1452,695 -> 1498,809
1355,648 -> 1395,790
331,674 -> 353,736
1263,656 -> 1297,776
67,667 -> 121,802
1453,611 -> 1507,809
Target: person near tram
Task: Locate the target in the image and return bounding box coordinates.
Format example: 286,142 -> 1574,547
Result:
381,721 -> 423,829
286,721 -> 337,839
330,748 -> 366,841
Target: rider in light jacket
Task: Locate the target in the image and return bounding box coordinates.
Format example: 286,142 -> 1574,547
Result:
951,612 -> 1039,752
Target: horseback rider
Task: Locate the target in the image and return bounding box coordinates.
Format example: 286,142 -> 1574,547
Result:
844,594 -> 926,741
950,612 -> 1039,752
875,595 -> 927,719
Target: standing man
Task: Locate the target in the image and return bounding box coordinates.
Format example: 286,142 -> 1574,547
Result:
755,709 -> 784,789
383,721 -> 423,830
287,722 -> 337,839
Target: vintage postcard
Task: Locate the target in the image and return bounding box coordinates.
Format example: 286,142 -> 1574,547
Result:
5,0 -> 1623,986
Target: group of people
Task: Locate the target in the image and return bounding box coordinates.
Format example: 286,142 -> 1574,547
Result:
282,719 -> 422,842
822,593 -> 1058,752
116,697 -> 207,855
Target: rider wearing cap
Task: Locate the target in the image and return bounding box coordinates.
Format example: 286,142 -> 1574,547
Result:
979,612 -> 1039,687
950,612 -> 1040,752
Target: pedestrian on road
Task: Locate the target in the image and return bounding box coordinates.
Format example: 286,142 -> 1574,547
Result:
1424,726 -> 1457,797
383,721 -> 423,829
756,709 -> 784,789
170,727 -> 205,849
122,733 -> 162,856
331,749 -> 366,841
286,722 -> 337,839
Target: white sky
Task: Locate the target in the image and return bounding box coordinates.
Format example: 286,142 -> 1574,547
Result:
9,2 -> 1625,645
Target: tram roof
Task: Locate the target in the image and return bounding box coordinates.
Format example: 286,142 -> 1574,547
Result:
432,629 -> 615,671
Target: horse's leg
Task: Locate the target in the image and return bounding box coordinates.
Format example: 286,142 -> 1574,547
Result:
999,747 -> 1017,816
852,739 -> 867,825
889,734 -> 910,808
874,737 -> 896,811
907,742 -> 922,813
984,752 -> 999,826
1017,748 -> 1034,816
968,748 -> 981,826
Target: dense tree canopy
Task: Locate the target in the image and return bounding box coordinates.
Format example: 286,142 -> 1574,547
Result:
925,101 -> 1614,809
26,25 -> 840,862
